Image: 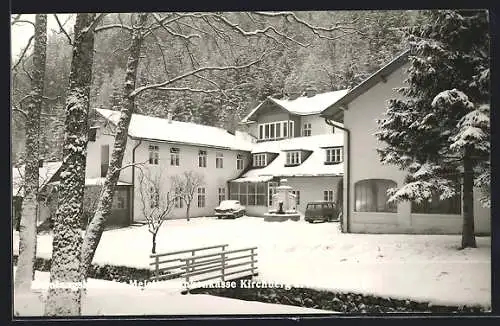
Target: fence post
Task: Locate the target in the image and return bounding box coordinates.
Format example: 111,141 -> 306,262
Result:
250,248 -> 255,275
221,251 -> 225,282
191,250 -> 195,274
155,256 -> 159,279
185,258 -> 190,284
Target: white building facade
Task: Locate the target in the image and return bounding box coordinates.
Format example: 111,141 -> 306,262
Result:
321,51 -> 491,234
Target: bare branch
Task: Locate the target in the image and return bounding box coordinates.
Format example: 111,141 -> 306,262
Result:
152,13 -> 200,40
21,53 -> 33,81
252,11 -> 366,39
54,14 -> 73,45
42,95 -> 62,102
150,31 -> 169,76
131,52 -> 267,97
12,19 -> 36,27
114,160 -> 148,174
12,107 -> 28,119
12,35 -> 34,72
94,23 -> 133,33
11,14 -> 22,24
213,14 -> 310,47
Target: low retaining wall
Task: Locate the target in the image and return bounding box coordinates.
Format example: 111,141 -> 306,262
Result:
189,276 -> 489,313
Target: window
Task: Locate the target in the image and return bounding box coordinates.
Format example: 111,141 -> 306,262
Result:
326,148 -> 343,164
411,187 -> 461,215
238,183 -> 247,205
286,151 -> 301,165
174,186 -> 183,208
150,186 -> 159,208
218,187 -> 225,204
354,179 -> 397,213
237,154 -> 244,170
149,144 -> 159,165
289,121 -> 295,137
170,147 -> 180,166
216,152 -> 224,169
324,190 -> 333,202
292,190 -> 300,205
198,150 -> 207,167
253,153 -> 267,167
258,121 -> 294,140
302,123 -> 312,136
101,144 -> 109,177
229,182 -> 268,206
197,187 -> 206,207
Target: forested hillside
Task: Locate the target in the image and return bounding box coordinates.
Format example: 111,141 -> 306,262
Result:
11,10 -> 421,163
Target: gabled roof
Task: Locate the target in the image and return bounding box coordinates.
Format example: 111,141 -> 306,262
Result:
241,89 -> 349,123
233,134 -> 344,180
12,161 -> 63,197
320,50 -> 410,121
95,108 -> 254,151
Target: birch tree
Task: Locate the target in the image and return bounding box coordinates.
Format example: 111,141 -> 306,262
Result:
44,13 -> 101,316
14,14 -> 47,295
171,171 -> 205,222
137,166 -> 176,254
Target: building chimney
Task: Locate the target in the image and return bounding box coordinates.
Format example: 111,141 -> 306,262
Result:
38,159 -> 44,168
167,111 -> 173,123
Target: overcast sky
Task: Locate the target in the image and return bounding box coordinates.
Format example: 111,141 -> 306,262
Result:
11,14 -> 75,59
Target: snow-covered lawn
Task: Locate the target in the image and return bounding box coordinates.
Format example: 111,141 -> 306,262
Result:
13,270 -> 333,316
13,216 -> 491,309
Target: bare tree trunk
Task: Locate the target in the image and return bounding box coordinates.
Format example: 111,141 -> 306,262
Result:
80,13 -> 149,278
461,146 -> 476,249
44,13 -> 96,316
15,13 -> 47,294
186,203 -> 191,222
152,232 -> 157,254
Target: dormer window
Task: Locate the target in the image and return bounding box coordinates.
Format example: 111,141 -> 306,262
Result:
325,147 -> 343,164
286,151 -> 301,165
253,153 -> 267,167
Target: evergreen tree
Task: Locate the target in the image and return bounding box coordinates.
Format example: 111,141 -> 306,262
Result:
376,10 -> 490,248
198,95 -> 219,126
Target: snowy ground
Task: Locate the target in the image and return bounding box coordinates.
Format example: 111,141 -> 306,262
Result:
13,269 -> 333,316
13,216 -> 491,309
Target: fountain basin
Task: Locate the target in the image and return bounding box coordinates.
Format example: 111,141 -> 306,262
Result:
263,211 -> 301,222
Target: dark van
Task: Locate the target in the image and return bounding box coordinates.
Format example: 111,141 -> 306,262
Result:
304,201 -> 340,223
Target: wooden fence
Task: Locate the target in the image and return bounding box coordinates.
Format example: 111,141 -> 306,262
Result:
149,244 -> 258,286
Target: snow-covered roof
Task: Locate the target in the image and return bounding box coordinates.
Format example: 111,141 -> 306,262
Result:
95,108 -> 254,151
236,134 -> 344,180
241,90 -> 349,123
12,161 -> 63,197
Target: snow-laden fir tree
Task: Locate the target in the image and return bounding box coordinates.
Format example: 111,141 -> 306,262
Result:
376,10 -> 490,248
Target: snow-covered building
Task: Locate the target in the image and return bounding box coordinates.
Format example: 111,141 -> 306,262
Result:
12,161 -> 63,227
235,90 -> 348,216
86,109 -> 254,225
321,50 -> 491,234
85,89 -> 348,224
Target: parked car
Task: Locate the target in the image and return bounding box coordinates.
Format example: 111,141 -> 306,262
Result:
304,201 -> 340,223
214,200 -> 246,219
